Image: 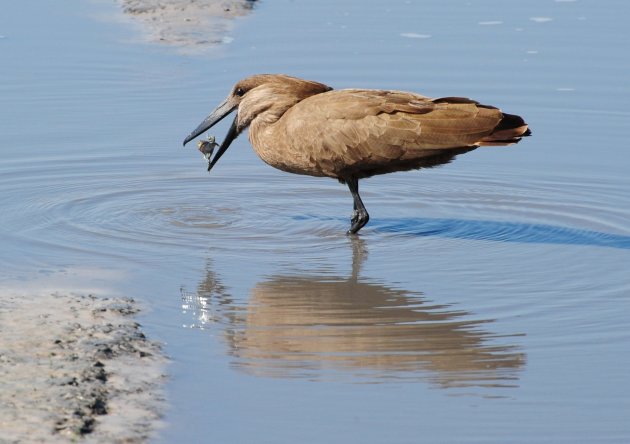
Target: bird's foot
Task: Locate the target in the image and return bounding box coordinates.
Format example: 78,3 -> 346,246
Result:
347,210 -> 369,235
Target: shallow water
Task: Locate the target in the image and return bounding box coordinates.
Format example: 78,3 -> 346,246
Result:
2,0 -> 630,442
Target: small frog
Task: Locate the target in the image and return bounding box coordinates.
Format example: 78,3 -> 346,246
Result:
197,135 -> 219,162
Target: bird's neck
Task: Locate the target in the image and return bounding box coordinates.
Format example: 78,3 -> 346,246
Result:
248,113 -> 279,152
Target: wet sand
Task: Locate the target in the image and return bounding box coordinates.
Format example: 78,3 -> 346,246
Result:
0,293 -> 166,443
118,0 -> 257,51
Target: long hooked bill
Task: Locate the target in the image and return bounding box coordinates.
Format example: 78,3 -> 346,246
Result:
182,98 -> 238,172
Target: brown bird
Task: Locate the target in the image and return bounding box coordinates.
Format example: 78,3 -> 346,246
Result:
183,74 -> 530,234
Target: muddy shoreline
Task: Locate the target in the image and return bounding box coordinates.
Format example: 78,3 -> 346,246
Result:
118,0 -> 258,51
0,293 -> 167,443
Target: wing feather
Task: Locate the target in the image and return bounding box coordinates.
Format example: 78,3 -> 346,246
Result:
275,89 -> 505,178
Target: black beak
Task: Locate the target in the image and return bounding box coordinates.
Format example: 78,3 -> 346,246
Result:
183,98 -> 235,146
183,98 -> 239,171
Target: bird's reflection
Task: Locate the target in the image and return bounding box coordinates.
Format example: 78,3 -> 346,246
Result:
182,239 -> 525,388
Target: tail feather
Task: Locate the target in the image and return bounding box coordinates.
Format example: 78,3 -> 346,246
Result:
479,113 -> 531,146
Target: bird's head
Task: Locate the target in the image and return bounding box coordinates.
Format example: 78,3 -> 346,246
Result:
183,74 -> 331,171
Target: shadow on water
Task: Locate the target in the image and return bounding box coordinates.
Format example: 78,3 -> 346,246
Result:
182,239 -> 525,389
295,216 -> 630,250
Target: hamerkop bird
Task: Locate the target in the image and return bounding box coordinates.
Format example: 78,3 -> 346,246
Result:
183,74 -> 530,234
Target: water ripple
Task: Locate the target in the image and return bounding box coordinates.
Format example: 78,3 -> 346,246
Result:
372,217 -> 630,249
2,154 -> 629,262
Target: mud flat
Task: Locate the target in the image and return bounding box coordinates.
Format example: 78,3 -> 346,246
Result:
118,0 -> 258,50
0,293 -> 167,443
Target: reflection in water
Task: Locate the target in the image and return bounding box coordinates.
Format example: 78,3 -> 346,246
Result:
182,239 -> 525,388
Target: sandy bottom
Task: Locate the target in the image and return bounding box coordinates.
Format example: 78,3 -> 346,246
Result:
0,293 -> 167,443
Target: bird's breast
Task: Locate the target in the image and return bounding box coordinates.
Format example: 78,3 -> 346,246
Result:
248,120 -> 336,178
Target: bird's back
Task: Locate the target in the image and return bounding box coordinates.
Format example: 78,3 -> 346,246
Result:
250,88 -> 528,180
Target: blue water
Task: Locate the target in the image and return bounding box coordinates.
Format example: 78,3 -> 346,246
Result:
1,0 -> 630,442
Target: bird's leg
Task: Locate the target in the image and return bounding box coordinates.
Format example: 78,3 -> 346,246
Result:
346,178 -> 369,235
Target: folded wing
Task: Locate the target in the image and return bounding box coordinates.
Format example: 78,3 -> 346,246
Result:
278,89 -> 528,179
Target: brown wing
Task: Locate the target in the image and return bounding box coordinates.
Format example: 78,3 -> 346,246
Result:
279,89 -> 504,179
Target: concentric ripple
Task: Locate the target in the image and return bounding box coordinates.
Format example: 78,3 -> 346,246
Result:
3,153 -> 630,266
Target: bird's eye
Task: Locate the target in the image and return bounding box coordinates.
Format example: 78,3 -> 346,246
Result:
235,87 -> 245,97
